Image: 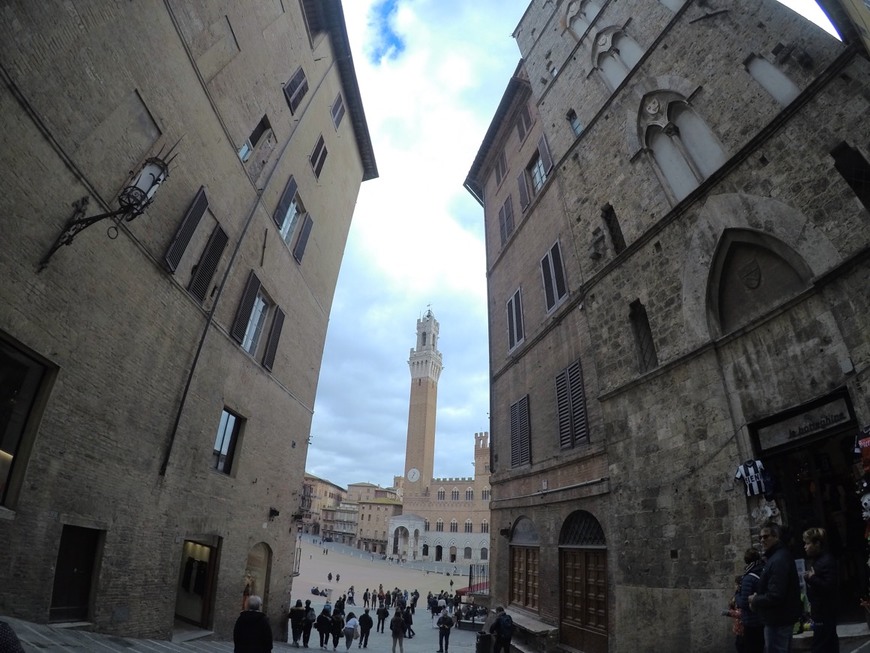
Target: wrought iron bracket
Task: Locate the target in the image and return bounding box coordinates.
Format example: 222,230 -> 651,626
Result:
37,197 -> 132,272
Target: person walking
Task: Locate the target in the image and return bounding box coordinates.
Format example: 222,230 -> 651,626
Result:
316,609 -> 332,650
489,606 -> 514,653
233,595 -> 273,653
749,522 -> 802,653
358,608 -> 373,648
376,603 -> 389,633
342,612 -> 359,651
363,589 -> 371,609
288,599 -> 307,647
803,527 -> 839,653
303,600 -> 317,648
389,608 -> 406,653
436,608 -> 454,653
330,611 -> 345,651
402,606 -> 415,638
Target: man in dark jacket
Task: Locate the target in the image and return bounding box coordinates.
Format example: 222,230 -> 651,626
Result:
489,606 -> 514,653
358,608 -> 374,648
803,527 -> 839,653
737,548 -> 765,653
234,595 -> 274,653
749,522 -> 802,653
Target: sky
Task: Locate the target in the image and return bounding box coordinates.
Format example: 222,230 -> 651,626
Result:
304,0 -> 839,491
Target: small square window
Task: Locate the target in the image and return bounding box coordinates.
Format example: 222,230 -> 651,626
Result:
284,68 -> 309,114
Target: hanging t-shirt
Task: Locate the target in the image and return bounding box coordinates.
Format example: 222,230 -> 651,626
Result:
735,459 -> 767,497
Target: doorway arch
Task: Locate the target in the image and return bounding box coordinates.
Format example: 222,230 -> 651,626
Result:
559,511 -> 607,653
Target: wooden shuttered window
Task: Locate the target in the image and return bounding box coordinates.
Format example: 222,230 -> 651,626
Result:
556,359 -> 588,449
498,196 -> 515,247
285,67 -> 309,114
517,170 -> 530,210
331,93 -> 346,128
274,176 -> 298,228
507,289 -> 524,350
230,271 -> 262,344
165,187 -> 208,272
541,242 -> 567,311
510,395 -> 531,468
292,214 -> 314,263
538,135 -> 554,176
261,307 -> 285,371
188,225 -> 228,303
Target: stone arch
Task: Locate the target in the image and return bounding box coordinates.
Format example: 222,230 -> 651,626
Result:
244,542 -> 273,611
558,511 -> 607,650
625,75 -> 700,155
681,193 -> 840,343
591,27 -> 644,91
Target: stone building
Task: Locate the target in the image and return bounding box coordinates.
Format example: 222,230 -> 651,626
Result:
389,311 -> 493,565
465,1 -> 869,651
301,472 -> 347,538
0,0 -> 375,642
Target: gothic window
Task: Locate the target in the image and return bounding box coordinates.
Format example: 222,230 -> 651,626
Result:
566,0 -> 602,37
831,142 -> 870,211
510,395 -> 531,467
437,488 -> 446,501
640,93 -> 728,201
555,359 -> 588,449
465,488 -> 474,500
744,55 -> 800,106
450,519 -> 459,533
601,203 -> 626,254
465,520 -> 473,533
464,547 -> 473,559
436,519 -> 444,532
629,300 -> 658,373
481,520 -> 490,533
482,488 -> 491,501
481,547 -> 489,560
594,30 -> 643,91
451,488 -> 460,501
424,520 -> 430,532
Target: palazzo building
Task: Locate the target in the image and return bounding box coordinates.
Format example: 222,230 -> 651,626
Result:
465,1 -> 870,651
389,311 -> 493,565
0,0 -> 375,641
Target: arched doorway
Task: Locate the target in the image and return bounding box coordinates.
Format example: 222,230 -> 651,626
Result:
559,511 -> 607,653
245,542 -> 273,612
449,545 -> 457,563
509,517 -> 539,610
435,545 -> 443,561
392,527 -> 410,559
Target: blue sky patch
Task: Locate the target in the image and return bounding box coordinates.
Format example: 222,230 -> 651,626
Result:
368,0 -> 406,63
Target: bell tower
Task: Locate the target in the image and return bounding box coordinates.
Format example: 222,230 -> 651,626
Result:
403,309 -> 442,497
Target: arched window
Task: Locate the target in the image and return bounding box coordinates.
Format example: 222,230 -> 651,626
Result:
481,547 -> 489,561
422,544 -> 429,556
465,520 -> 474,533
745,55 -> 800,106
482,488 -> 491,501
436,519 -> 444,532
437,488 -> 445,501
640,93 -> 727,201
451,488 -> 460,501
566,0 -> 602,37
424,520 -> 430,532
593,30 -> 643,91
464,547 -> 473,559
450,519 -> 459,533
481,520 -> 490,534
466,488 -> 474,501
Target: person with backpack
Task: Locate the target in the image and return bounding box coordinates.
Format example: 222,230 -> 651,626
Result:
376,603 -> 390,633
389,608 -> 406,653
303,600 -> 317,648
315,609 -> 332,650
436,608 -> 454,653
330,611 -> 346,651
489,606 -> 514,653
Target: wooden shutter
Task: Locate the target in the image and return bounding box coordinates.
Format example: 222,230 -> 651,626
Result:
274,176 -> 298,227
262,307 -> 285,371
567,359 -> 588,443
542,254 -> 556,310
551,243 -> 567,299
188,225 -> 228,302
556,369 -> 573,448
510,395 -> 531,467
230,271 -> 261,343
164,187 -> 207,272
539,135 -> 554,175
517,171 -> 530,210
293,213 -> 314,262
332,94 -> 346,128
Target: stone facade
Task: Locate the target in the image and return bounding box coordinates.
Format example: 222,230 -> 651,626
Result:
302,473 -> 348,539
0,0 -> 375,642
466,1 -> 870,652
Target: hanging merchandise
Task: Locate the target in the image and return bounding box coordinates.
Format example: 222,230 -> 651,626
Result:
735,459 -> 767,497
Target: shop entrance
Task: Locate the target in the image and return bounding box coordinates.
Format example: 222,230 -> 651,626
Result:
174,539 -> 218,628
754,392 -> 866,622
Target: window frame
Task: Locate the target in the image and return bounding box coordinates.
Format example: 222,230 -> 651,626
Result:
494,150 -> 507,186
507,288 -> 525,351
284,67 -> 309,114
310,135 -> 328,179
555,359 -> 589,449
541,241 -> 568,312
498,196 -> 515,247
510,394 -> 531,468
331,93 -> 346,129
212,407 -> 243,475
516,104 -> 532,142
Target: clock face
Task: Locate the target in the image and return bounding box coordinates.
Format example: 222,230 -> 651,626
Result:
407,468 -> 420,483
